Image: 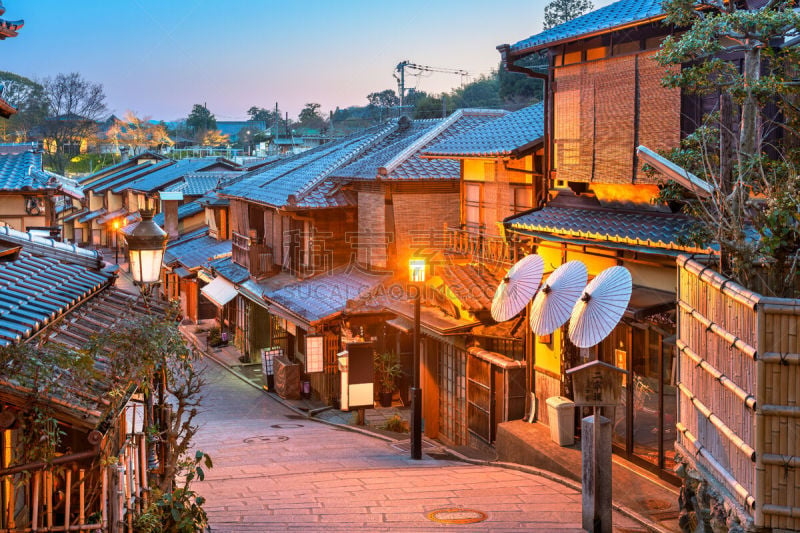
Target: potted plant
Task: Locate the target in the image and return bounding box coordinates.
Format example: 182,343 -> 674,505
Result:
374,351 -> 401,407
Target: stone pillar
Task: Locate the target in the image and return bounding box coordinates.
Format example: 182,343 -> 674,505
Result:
582,414 -> 612,533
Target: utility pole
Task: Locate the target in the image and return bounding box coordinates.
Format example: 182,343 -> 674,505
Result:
394,61 -> 470,111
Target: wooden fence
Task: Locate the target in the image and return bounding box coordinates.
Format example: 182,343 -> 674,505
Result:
0,433 -> 150,532
677,256 -> 800,530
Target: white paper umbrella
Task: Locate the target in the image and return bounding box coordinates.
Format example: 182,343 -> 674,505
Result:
491,254 -> 544,322
530,261 -> 588,336
568,266 -> 632,348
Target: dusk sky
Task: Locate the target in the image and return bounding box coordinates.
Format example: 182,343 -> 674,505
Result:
2,1 -> 613,122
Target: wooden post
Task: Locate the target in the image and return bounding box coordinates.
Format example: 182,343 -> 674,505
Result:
46,471 -> 52,530
78,469 -> 85,525
139,435 -> 149,506
582,414 -> 612,533
31,471 -> 40,532
64,469 -> 71,530
100,467 -> 107,531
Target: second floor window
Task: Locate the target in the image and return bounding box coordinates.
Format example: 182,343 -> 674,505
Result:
513,186 -> 533,214
464,182 -> 482,229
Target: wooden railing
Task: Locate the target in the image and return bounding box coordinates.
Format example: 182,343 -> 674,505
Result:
442,225 -> 513,267
676,256 -> 800,530
231,231 -> 251,270
0,432 -> 151,532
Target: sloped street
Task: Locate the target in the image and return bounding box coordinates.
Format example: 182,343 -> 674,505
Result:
192,358 -> 645,532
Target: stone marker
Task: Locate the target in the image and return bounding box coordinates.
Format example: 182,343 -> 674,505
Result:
582,414 -> 612,533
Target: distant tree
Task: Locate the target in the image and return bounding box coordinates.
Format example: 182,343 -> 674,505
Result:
367,89 -> 400,109
106,111 -> 174,155
200,129 -> 229,147
186,104 -> 217,133
543,0 -> 593,30
41,72 -> 107,174
247,105 -> 280,128
498,55 -> 547,106
298,102 -> 325,130
451,75 -> 502,108
0,71 -> 48,142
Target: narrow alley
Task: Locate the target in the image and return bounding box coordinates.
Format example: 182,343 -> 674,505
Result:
192,358 -> 645,532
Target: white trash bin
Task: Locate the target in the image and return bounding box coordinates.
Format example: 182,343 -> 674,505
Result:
545,396 -> 575,446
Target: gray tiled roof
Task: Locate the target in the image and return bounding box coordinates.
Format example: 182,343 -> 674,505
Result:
112,158 -> 218,194
387,110 -> 505,180
0,151 -> 48,191
0,251 -> 112,346
0,225 -> 102,268
333,110 -> 506,182
423,103 -> 544,158
505,205 -> 711,254
265,267 -> 388,324
153,201 -> 204,226
221,124 -> 394,208
164,171 -> 244,196
207,256 -> 249,284
510,0 -> 664,53
163,229 -> 231,270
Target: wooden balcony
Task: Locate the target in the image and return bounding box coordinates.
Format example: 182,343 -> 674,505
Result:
232,231 -> 273,279
442,225 -> 513,267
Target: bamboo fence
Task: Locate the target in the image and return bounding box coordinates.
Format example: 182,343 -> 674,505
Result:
677,256 -> 800,530
0,433 -> 149,532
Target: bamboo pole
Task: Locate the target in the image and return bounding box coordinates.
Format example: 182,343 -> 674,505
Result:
31,472 -> 39,533
761,503 -> 800,518
677,340 -> 756,410
139,435 -> 148,507
761,405 -> 800,417
755,304 -> 766,527
63,470 -> 70,531
760,352 -> 800,364
677,301 -> 758,358
678,383 -> 756,461
100,468 -> 106,532
77,470 -> 84,526
677,422 -> 757,509
45,472 -> 51,531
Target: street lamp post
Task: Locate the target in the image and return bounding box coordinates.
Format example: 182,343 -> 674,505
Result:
112,220 -> 120,264
408,258 -> 426,460
121,198 -> 168,473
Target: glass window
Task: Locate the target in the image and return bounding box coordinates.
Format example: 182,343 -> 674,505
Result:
513,187 -> 533,213
464,182 -> 482,228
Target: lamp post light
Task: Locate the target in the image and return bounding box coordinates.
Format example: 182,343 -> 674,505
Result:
408,258 -> 426,460
121,199 -> 168,474
112,220 -> 120,265
122,204 -> 168,291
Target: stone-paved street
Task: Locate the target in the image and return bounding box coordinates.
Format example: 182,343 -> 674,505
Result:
192,358 -> 645,532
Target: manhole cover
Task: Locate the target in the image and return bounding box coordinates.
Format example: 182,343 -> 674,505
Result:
243,435 -> 288,444
427,508 -> 487,524
270,423 -> 304,429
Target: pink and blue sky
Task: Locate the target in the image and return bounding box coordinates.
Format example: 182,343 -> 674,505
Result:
2,0 -> 612,121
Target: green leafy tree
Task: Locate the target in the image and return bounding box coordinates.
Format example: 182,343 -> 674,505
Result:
655,0 -> 800,296
0,71 -> 48,142
298,102 -> 325,130
247,106 -> 280,128
543,0 -> 593,30
186,104 -> 216,134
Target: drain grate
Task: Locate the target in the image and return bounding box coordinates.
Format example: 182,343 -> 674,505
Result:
270,423 -> 304,429
391,440 -> 440,453
284,414 -> 307,420
427,508 -> 487,524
